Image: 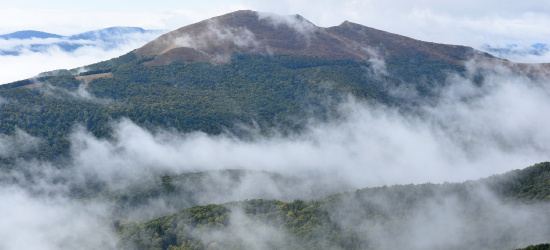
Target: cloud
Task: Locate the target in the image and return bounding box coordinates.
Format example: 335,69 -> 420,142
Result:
196,206 -> 292,249
1,1 -> 548,75
328,184 -> 550,249
480,43 -> 550,63
0,129 -> 42,157
0,186 -> 118,250
1,3 -> 549,248
172,19 -> 260,62
0,48 -> 549,248
1,1 -> 549,61
240,0 -> 550,56
258,12 -> 318,40
0,31 -> 161,84
60,62 -> 550,189
0,95 -> 8,105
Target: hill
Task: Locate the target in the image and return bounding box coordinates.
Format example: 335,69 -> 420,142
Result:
116,162 -> 550,250
135,10 -> 494,66
0,11 -> 546,164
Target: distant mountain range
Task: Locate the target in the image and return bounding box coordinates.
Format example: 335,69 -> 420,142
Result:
0,30 -> 63,40
481,43 -> 549,59
0,27 -> 165,55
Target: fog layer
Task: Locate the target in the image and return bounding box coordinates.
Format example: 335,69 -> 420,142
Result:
0,58 -> 549,249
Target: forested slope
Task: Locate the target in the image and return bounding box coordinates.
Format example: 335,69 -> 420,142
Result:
117,162 -> 550,250
0,52 -> 466,165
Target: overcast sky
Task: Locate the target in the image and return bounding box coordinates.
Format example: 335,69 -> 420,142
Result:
0,0 -> 549,83
1,0 -> 549,47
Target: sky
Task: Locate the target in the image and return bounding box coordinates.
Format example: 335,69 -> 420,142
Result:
1,0 -> 549,47
1,0 -> 549,83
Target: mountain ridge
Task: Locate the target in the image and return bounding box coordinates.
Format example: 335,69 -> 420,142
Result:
0,30 -> 63,40
134,10 -> 495,66
0,27 -> 164,56
0,26 -> 161,40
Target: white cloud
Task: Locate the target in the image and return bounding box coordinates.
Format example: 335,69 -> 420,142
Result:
1,3 -> 549,247
2,1 -> 549,54
0,46 -> 549,247
171,19 -> 260,62
258,12 -> 318,39
240,0 -> 550,56
329,184 -> 550,249
0,0 -> 547,80
0,129 -> 42,157
64,64 -> 550,188
0,186 -> 118,250
197,207 -> 291,249
0,32 -> 161,84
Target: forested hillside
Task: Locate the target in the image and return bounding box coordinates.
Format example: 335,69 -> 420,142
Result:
0,52 -> 466,165
1,10 -> 549,250
117,162 -> 550,250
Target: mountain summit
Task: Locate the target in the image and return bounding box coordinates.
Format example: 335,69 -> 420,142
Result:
135,10 -> 492,66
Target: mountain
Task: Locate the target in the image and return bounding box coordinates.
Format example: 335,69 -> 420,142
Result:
0,10 -> 549,249
481,43 -> 549,59
68,27 -> 152,41
135,10 -> 494,66
0,10 -> 546,163
0,30 -> 63,40
0,27 -> 164,55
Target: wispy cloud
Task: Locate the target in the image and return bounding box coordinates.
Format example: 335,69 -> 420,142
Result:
61,63 -> 550,188
0,51 -> 549,248
0,186 -> 118,250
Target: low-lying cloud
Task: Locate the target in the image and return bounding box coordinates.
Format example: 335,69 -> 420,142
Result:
326,184 -> 550,249
63,62 -> 550,189
0,129 -> 42,157
480,43 -> 550,63
0,186 -> 118,250
0,56 -> 549,249
0,31 -> 162,84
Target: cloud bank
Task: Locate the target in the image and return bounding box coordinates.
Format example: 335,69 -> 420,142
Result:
59,61 -> 550,190
0,186 -> 118,250
0,31 -> 162,84
0,41 -> 549,249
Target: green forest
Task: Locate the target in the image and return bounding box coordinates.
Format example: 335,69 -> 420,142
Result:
1,50 -> 549,249
114,162 -> 550,250
0,52 -> 465,165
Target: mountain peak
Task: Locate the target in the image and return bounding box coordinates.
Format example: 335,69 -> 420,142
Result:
135,11 -> 493,66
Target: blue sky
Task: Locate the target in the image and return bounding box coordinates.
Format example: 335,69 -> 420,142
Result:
0,0 -> 549,83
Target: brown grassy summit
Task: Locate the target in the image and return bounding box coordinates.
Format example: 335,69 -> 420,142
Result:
135,10 -> 494,66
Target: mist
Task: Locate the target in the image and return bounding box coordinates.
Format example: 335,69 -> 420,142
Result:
0,54 -> 549,249
66,63 -> 550,187
0,185 -> 118,250
0,31 -> 162,84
